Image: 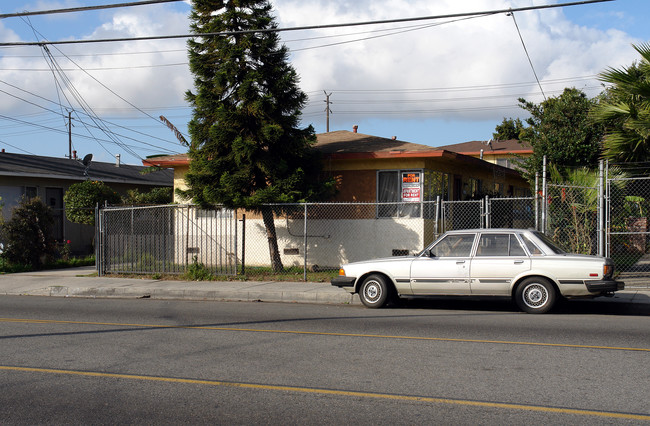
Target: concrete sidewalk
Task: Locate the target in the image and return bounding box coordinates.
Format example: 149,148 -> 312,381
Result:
0,266 -> 649,306
0,267 -> 359,305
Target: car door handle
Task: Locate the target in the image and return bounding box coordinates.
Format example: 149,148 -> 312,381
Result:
514,260 -> 524,264
456,261 -> 465,264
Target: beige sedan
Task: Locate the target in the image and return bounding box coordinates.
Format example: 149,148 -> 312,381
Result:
332,229 -> 624,313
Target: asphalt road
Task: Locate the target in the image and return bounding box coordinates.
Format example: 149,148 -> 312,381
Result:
1,296 -> 648,424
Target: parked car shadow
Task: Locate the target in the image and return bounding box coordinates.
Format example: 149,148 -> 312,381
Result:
391,295 -> 650,316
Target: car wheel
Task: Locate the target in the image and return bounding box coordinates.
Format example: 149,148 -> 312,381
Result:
359,274 -> 390,308
515,277 -> 556,314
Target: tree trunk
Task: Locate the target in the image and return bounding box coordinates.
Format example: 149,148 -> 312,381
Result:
261,206 -> 283,272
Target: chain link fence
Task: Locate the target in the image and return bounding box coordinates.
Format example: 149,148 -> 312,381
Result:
607,177 -> 650,287
545,184 -> 599,255
97,205 -> 237,275
94,175 -> 650,287
240,202 -> 440,274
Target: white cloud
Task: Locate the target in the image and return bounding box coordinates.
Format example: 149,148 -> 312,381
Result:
0,5 -> 192,117
0,1 -> 644,131
273,0 -> 641,122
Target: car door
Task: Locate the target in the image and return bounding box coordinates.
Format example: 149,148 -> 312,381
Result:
409,233 -> 475,294
469,233 -> 531,295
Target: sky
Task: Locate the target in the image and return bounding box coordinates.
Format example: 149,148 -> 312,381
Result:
0,0 -> 649,165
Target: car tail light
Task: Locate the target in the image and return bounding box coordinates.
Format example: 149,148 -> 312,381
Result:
603,264 -> 613,278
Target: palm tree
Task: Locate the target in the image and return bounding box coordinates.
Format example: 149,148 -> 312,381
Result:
591,43 -> 650,162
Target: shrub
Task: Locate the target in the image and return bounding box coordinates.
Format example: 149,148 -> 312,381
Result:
185,256 -> 213,281
2,197 -> 57,267
64,180 -> 121,225
122,187 -> 173,205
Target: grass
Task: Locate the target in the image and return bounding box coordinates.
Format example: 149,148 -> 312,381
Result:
237,266 -> 339,282
0,255 -> 95,274
101,265 -> 341,283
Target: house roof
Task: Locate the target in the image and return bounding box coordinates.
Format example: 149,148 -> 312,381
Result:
315,130 -> 436,154
437,139 -> 532,156
141,131 -> 526,173
0,151 -> 173,186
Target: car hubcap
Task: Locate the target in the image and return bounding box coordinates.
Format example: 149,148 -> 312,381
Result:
523,283 -> 547,309
364,281 -> 381,303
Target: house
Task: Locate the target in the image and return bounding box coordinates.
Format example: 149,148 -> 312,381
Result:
147,130 -> 529,203
437,138 -> 533,170
143,129 -> 530,267
0,151 -> 173,254
316,130 -> 530,203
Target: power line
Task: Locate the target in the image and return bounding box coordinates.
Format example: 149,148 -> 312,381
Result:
0,0 -> 185,19
509,10 -> 546,100
0,0 -> 614,47
0,114 -> 178,154
0,138 -> 36,155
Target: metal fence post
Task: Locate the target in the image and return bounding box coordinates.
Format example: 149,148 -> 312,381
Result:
542,156 -> 547,233
535,172 -> 539,231
484,195 -> 490,228
303,203 -> 308,281
95,203 -> 101,276
435,195 -> 440,237
605,160 -> 611,258
240,213 -> 245,275
598,160 -> 604,257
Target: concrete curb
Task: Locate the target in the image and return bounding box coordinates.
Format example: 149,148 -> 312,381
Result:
0,267 -> 647,306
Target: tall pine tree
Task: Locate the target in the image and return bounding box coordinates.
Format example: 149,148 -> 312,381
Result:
183,0 -> 333,271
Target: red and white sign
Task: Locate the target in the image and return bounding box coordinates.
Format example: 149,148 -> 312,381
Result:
402,187 -> 421,202
401,172 -> 421,202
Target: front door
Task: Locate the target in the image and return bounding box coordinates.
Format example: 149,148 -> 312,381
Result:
410,233 -> 475,294
46,187 -> 64,242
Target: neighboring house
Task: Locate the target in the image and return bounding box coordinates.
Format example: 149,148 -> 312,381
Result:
437,138 -> 533,171
316,130 -> 530,203
0,151 -> 173,254
143,129 -> 531,268
147,130 -> 529,203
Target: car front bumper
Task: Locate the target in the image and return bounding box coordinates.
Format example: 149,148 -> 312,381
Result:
331,276 -> 356,288
585,279 -> 625,293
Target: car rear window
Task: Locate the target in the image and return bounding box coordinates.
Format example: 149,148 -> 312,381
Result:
476,234 -> 527,256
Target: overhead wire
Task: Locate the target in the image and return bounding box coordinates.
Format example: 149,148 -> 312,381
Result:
0,0 -> 614,47
0,0 -> 616,159
509,10 -> 546,100
0,0 -> 185,19
15,17 -> 188,159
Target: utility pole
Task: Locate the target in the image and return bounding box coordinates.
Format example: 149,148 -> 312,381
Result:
67,110 -> 74,159
323,90 -> 332,132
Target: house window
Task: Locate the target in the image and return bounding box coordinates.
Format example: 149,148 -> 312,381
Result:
24,186 -> 37,200
377,170 -> 422,218
468,178 -> 481,199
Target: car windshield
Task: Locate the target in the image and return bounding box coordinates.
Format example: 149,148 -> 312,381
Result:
532,231 -> 567,254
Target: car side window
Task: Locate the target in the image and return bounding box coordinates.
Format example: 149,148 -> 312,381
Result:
522,234 -> 544,256
509,234 -> 526,256
430,234 -> 474,257
476,234 -> 527,256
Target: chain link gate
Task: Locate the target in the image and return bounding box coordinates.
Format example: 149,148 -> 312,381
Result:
97,205 -> 237,276
607,176 -> 650,288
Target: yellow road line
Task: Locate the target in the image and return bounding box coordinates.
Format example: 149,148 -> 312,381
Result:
1,365 -> 648,421
1,317 -> 649,352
